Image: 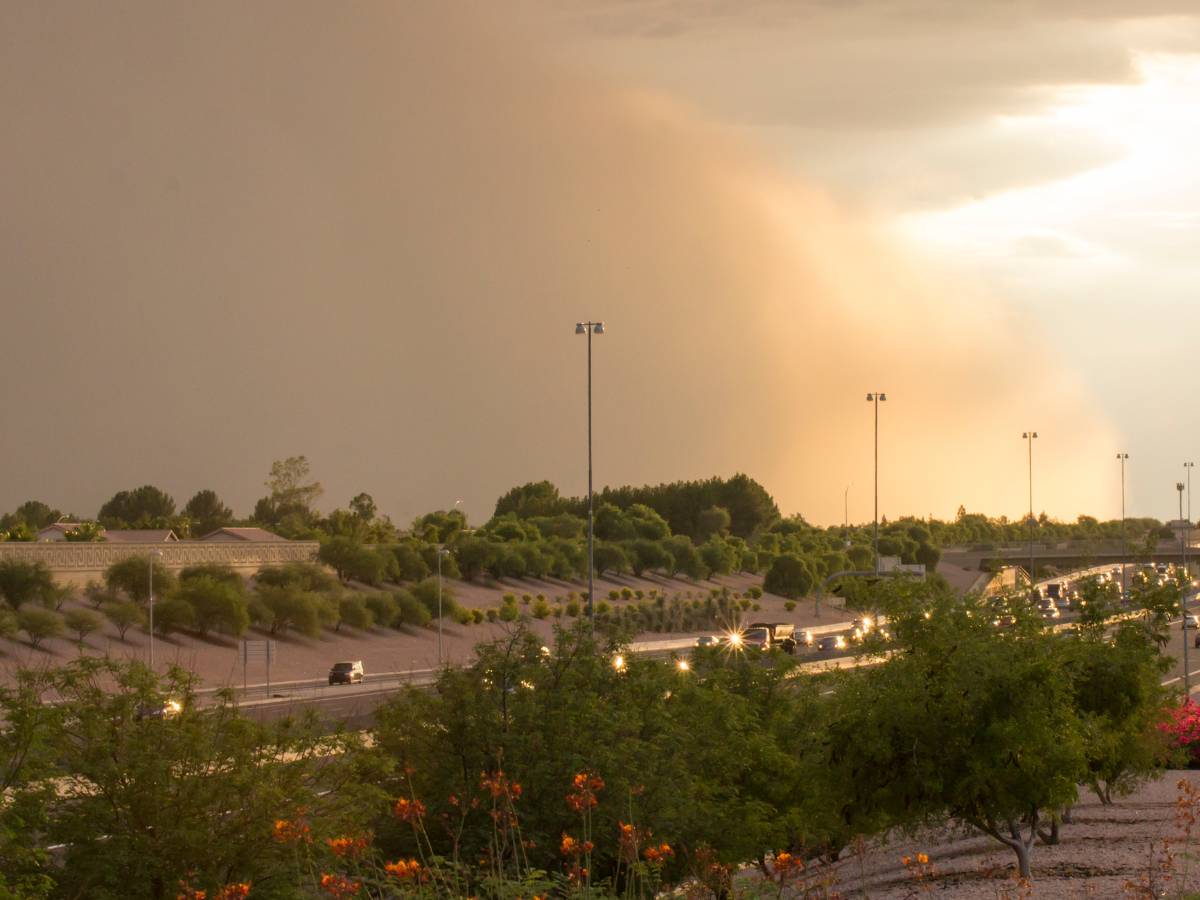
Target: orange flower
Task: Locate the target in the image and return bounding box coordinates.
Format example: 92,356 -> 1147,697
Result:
917,852 -> 929,865
384,858 -> 422,880
645,842 -> 674,863
561,834 -> 578,855
272,818 -> 311,844
902,856 -> 912,867
176,888 -> 206,900
326,835 -> 370,859
393,797 -> 427,822
214,886 -> 251,900
566,771 -> 604,812
480,770 -> 522,801
318,873 -> 361,898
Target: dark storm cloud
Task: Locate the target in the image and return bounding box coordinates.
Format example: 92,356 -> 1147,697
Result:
0,1 -> 1115,525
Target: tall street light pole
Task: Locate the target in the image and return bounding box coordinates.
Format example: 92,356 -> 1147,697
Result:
1185,463 -> 1194,582
1117,453 -> 1129,600
865,393 -> 886,573
1180,479 -> 1190,696
1022,432 -> 1038,593
843,483 -> 851,530
148,549 -> 162,670
576,321 -> 605,620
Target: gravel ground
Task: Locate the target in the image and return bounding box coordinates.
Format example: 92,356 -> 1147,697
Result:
809,771 -> 1200,899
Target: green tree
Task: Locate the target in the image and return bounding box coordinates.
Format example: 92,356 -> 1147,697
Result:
43,658 -> 369,898
105,556 -> 176,606
337,594 -> 374,631
666,535 -> 707,580
763,555 -> 814,599
97,485 -> 177,528
349,492 -> 377,522
696,505 -> 732,541
181,489 -> 234,536
177,576 -> 249,637
255,586 -> 322,637
390,543 -> 431,582
63,521 -> 105,542
837,583 -> 1087,879
152,597 -> 195,636
319,536 -> 388,584
63,607 -> 104,644
592,542 -> 629,577
264,455 -> 324,511
17,607 -> 63,649
493,480 -> 565,518
6,500 -> 63,529
700,537 -> 739,578
0,560 -> 56,610
102,600 -> 146,640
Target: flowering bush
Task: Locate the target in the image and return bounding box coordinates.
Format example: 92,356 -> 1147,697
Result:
1160,701 -> 1200,766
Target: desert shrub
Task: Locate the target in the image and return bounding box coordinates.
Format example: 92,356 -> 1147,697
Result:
394,592 -> 432,628
498,603 -> 520,623
565,600 -> 581,617
784,600 -> 797,612
485,608 -> 500,622
338,595 -> 374,631
102,600 -> 145,639
470,609 -> 485,625
151,597 -> 195,637
63,607 -> 104,643
17,607 -> 63,648
364,593 -> 399,629
532,599 -> 551,620
178,575 -> 250,637
411,578 -> 461,621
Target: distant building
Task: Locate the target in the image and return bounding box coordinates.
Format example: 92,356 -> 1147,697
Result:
200,527 -> 287,543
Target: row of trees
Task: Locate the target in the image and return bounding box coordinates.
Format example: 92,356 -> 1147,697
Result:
0,573 -> 1181,897
0,557 -> 470,650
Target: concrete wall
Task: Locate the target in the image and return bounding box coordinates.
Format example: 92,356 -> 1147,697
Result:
0,540 -> 320,586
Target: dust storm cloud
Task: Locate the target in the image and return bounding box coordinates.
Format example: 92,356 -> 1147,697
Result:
0,2 -> 1115,525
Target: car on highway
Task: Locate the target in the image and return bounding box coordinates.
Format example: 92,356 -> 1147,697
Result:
695,635 -> 721,648
329,660 -> 365,685
1183,614 -> 1200,630
815,633 -> 849,653
136,698 -> 183,720
748,621 -> 799,654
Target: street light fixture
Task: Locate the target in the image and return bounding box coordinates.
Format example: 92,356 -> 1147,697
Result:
436,547 -> 450,666
865,393 -> 886,573
576,321 -> 605,620
148,549 -> 163,670
1022,432 -> 1038,592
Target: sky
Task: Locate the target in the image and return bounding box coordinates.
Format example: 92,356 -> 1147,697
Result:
1,1 -> 1196,527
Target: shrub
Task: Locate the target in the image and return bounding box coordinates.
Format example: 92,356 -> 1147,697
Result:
151,597 -> 195,637
565,600 -> 581,617
101,600 -> 145,639
485,608 -> 500,622
596,601 -> 611,616
784,600 -> 797,612
254,587 -> 321,637
411,578 -> 461,621
17,606 -> 62,647
503,594 -> 517,606
105,555 -> 176,605
0,608 -> 15,640
522,594 -> 533,606
553,607 -> 563,618
0,559 -> 57,609
498,603 -> 520,623
338,595 -> 374,631
752,602 -> 761,612
470,609 -> 485,625
63,607 -> 104,643
747,585 -> 763,600
394,592 -> 432,628
391,543 -> 431,582
363,593 -> 398,629
608,590 -> 620,602
532,599 -> 551,619
178,575 -> 250,637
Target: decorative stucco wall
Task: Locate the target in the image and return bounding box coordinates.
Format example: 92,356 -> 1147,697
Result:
0,541 -> 320,586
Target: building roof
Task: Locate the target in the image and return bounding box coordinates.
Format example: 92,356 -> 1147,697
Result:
200,527 -> 288,543
102,529 -> 179,543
